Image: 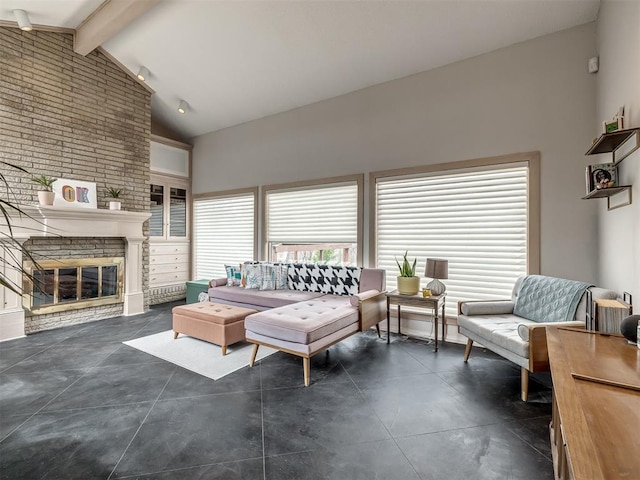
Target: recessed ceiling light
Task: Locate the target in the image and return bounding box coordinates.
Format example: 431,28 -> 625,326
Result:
136,66 -> 149,82
178,100 -> 188,114
13,10 -> 32,31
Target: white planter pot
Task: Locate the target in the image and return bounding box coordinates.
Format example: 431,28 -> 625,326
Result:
37,191 -> 55,206
109,200 -> 121,210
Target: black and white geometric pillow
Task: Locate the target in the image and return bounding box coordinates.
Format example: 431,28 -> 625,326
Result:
288,264 -> 362,296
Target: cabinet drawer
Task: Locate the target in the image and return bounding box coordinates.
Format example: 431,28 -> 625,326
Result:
150,271 -> 190,286
150,243 -> 189,255
150,263 -> 189,274
150,253 -> 189,265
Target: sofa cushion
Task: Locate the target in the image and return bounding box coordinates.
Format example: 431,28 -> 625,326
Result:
288,264 -> 362,296
209,285 -> 324,309
245,296 -> 358,344
460,301 -> 514,316
458,314 -> 536,358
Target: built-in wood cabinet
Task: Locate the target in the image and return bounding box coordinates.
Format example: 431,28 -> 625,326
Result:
149,136 -> 192,299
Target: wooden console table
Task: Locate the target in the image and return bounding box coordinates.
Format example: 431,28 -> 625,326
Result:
547,327 -> 640,479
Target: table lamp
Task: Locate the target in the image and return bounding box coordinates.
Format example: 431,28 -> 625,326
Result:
425,258 -> 448,295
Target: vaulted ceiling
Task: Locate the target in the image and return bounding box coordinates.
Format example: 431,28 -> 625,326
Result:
1,0 -> 600,140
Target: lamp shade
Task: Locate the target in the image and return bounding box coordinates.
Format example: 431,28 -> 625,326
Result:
425,258 -> 448,279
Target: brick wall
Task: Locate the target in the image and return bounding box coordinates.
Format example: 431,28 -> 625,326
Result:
0,27 -> 151,332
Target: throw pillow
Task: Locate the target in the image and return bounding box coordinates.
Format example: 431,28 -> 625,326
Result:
273,263 -> 289,290
224,264 -> 242,287
287,264 -> 361,296
244,263 -> 263,289
259,264 -> 276,290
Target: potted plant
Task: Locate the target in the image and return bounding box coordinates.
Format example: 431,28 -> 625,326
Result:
31,174 -> 57,206
395,251 -> 419,295
106,187 -> 122,210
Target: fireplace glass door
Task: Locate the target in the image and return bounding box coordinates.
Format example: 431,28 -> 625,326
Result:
23,258 -> 124,314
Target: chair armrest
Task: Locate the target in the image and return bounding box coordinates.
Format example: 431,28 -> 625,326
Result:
457,299 -> 514,316
356,291 -> 387,332
522,321 -> 584,372
209,277 -> 228,288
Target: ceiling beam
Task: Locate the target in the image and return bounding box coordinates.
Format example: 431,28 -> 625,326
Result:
74,0 -> 160,56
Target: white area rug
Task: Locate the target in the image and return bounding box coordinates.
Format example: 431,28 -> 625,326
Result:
123,330 -> 276,380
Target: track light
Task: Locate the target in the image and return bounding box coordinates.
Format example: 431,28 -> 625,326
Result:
177,100 -> 188,114
13,10 -> 32,31
136,66 -> 149,82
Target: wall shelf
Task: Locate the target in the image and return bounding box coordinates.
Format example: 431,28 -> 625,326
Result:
586,127 -> 639,165
582,185 -> 632,210
582,127 -> 637,210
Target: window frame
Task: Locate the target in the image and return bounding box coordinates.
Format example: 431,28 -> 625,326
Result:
369,151 -> 541,305
192,187 -> 259,279
261,174 -> 364,265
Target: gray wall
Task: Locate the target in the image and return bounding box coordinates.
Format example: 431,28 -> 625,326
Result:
596,0 -> 640,299
192,24 -> 598,282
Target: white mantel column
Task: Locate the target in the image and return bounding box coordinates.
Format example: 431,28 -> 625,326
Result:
124,236 -> 146,316
0,239 -> 26,341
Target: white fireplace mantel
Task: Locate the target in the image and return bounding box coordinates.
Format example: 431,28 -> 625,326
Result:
0,205 -> 151,341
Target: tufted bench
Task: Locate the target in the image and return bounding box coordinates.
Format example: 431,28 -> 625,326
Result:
245,295 -> 361,386
172,302 -> 258,355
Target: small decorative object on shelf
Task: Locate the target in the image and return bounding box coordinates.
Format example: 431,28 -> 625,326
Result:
586,163 -> 617,192
106,187 -> 122,210
602,106 -> 625,133
32,174 -> 57,206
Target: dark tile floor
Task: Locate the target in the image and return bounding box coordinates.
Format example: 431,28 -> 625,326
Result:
0,302 -> 555,479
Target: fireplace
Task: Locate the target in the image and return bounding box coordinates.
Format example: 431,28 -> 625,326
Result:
23,257 -> 125,314
0,206 -> 150,340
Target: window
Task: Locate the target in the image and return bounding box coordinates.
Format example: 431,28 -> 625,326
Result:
372,154 -> 539,317
263,176 -> 362,265
193,190 -> 257,279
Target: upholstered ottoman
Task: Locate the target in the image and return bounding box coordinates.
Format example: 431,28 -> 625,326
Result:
172,302 -> 258,355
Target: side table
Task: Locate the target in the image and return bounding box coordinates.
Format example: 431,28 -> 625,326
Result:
386,290 -> 446,351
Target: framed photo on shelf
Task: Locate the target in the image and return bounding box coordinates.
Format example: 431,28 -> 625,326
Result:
589,163 -> 617,191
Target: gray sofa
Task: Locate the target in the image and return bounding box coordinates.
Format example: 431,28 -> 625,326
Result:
208,265 -> 387,385
457,275 -> 618,401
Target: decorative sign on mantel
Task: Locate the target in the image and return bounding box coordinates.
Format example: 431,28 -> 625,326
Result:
52,178 -> 97,209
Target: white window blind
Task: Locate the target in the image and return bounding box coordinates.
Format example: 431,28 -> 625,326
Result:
266,183 -> 358,244
376,165 -> 529,317
193,193 -> 255,279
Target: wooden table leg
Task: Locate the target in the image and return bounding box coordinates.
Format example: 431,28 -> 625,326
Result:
441,302 -> 446,342
386,297 -> 391,344
434,306 -> 438,352
397,304 -> 401,335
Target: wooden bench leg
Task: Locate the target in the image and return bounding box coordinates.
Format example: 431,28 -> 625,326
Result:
221,345 -> 227,356
249,344 -> 259,367
463,339 -> 473,362
173,331 -> 179,339
521,367 -> 529,402
303,357 -> 310,387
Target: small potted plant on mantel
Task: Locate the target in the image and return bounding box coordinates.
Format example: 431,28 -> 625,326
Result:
106,187 -> 122,210
395,251 -> 420,295
31,174 -> 57,206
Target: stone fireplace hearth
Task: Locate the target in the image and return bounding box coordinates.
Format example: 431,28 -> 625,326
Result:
0,205 -> 150,341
